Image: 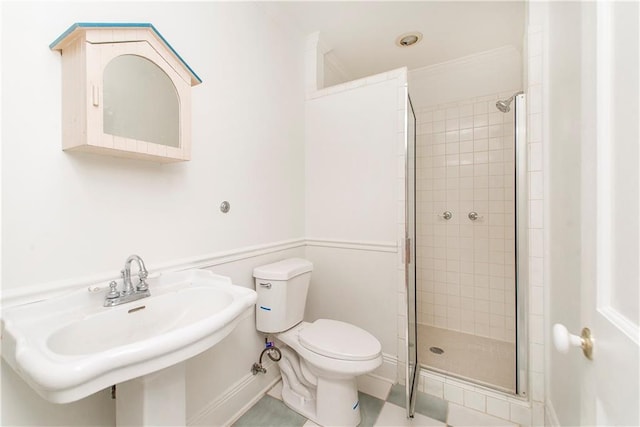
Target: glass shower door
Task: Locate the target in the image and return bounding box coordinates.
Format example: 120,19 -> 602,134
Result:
405,94 -> 418,417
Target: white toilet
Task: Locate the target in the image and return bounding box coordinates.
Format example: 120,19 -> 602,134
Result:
253,258 -> 382,427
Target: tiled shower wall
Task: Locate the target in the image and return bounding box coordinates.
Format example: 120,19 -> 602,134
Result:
415,91 -> 520,343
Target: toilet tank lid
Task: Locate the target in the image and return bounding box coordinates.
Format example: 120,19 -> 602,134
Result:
253,258 -> 313,280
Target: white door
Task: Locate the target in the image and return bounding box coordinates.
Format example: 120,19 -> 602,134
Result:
581,1 -> 639,424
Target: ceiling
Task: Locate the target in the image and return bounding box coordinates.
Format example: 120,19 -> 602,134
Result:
263,1 -> 526,81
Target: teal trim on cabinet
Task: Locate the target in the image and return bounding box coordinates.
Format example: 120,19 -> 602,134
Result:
50,22 -> 202,85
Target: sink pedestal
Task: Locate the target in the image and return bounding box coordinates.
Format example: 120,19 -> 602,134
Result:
116,362 -> 186,426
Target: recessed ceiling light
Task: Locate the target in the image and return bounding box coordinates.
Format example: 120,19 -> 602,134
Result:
396,32 -> 423,47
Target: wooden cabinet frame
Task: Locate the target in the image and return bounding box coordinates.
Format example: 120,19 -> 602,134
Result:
51,23 -> 202,162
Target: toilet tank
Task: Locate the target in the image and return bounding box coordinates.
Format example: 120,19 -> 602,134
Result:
253,258 -> 313,333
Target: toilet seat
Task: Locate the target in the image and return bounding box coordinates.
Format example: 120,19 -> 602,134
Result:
299,319 -> 381,361
277,321 -> 382,379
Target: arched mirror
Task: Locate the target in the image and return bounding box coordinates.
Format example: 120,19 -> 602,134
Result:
103,54 -> 180,148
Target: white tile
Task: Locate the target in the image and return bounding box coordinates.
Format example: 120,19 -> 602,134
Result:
530,285 -> 543,315
529,199 -> 543,229
463,389 -> 486,412
434,109 -> 446,121
474,102 -> 488,115
460,128 -> 473,141
528,141 -> 542,171
531,342 -> 544,373
529,31 -> 542,57
528,113 -> 542,144
530,314 -> 544,344
474,138 -> 489,152
531,372 -> 545,402
474,127 -> 489,140
423,376 -> 444,399
532,402 -> 545,427
446,107 -> 460,119
460,104 -> 474,118
444,383 -> 464,404
303,420 -> 321,427
460,116 -> 474,130
374,402 -> 445,426
529,228 -> 543,257
447,118 -> 460,131
486,396 -> 510,420
529,256 -> 543,285
460,141 -> 474,153
510,402 -> 532,426
528,84 -> 542,115
448,403 -> 517,427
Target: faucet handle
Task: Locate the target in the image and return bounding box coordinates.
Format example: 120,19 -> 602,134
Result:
136,270 -> 149,292
136,278 -> 149,292
106,281 -> 120,299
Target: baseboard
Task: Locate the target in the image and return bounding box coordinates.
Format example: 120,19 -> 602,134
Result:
190,353 -> 398,426
187,361 -> 281,426
357,373 -> 394,401
545,399 -> 560,427
357,353 -> 397,400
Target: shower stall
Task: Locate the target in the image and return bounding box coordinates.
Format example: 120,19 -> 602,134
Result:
406,90 -> 527,397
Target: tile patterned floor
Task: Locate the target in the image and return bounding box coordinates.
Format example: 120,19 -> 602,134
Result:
417,324 -> 516,393
232,382 -> 518,427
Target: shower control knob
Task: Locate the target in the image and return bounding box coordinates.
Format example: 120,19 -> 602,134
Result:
468,211 -> 482,221
439,211 -> 452,220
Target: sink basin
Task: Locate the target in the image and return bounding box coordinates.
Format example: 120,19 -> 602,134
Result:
1,269 -> 257,404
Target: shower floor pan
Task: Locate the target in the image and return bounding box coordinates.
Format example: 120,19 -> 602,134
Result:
417,324 -> 516,393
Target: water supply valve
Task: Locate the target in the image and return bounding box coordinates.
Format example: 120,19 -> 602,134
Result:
251,337 -> 282,375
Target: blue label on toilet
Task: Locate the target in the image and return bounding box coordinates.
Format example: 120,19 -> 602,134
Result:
259,306 -> 271,311
352,401 -> 359,410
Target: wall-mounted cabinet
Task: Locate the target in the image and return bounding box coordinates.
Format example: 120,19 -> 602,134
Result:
50,23 -> 202,162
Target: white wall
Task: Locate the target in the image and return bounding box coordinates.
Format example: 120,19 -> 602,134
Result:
304,71 -> 406,363
545,2 -> 584,425
1,2 -> 306,426
305,79 -> 398,243
1,1 -> 305,291
409,46 -> 522,110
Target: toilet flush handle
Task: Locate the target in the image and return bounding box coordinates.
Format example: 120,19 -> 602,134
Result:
259,282 -> 272,289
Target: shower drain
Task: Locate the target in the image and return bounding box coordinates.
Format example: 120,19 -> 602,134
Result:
429,346 -> 444,355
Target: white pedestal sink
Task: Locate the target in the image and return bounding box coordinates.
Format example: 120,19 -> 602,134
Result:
116,363 -> 187,426
1,269 -> 257,425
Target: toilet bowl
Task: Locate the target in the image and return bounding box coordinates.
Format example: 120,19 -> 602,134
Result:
253,258 -> 382,427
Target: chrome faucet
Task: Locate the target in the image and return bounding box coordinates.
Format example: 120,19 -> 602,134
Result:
122,254 -> 149,295
104,254 -> 151,307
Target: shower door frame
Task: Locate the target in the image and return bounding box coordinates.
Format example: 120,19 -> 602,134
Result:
514,93 -> 528,397
404,93 -> 418,417
408,92 -> 529,398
